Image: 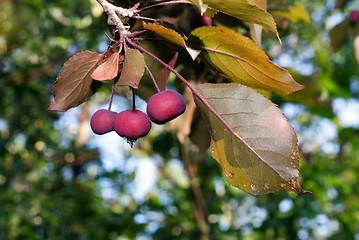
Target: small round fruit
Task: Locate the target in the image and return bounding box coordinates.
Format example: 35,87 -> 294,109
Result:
190,13 -> 213,29
113,110 -> 151,140
90,109 -> 117,135
350,10 -> 359,23
146,90 -> 186,124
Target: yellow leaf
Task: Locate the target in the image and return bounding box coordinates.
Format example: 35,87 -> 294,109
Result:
143,22 -> 186,48
190,27 -> 304,95
273,3 -> 311,23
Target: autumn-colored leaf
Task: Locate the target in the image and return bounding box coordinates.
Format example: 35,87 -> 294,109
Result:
137,49 -> 178,101
143,22 -> 186,48
272,3 -> 311,23
203,0 -> 279,37
157,52 -> 178,91
91,52 -> 119,81
192,83 -> 310,195
143,22 -> 200,59
48,51 -> 102,112
189,27 -> 304,95
187,0 -> 208,14
248,0 -> 267,10
117,49 -> 145,88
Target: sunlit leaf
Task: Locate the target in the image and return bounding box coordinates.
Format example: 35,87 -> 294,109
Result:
187,0 -> 208,14
248,0 -> 267,10
117,49 -> 145,88
192,83 -> 310,195
143,22 -> 186,48
48,51 -> 102,112
91,52 -> 119,81
143,22 -> 200,59
203,0 -> 279,37
189,27 -> 304,95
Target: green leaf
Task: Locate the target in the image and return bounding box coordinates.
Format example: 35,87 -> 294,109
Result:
48,51 -> 102,112
90,52 -> 119,81
192,83 -> 310,195
203,0 -> 279,37
117,49 -> 145,88
189,27 -> 304,95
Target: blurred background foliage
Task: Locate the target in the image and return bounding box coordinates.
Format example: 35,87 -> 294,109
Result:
1,0 -> 359,239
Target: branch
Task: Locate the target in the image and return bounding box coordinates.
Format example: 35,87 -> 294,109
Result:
95,0 -> 134,34
135,1 -> 191,13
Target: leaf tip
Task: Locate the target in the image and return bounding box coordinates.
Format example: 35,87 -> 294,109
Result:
48,100 -> 63,112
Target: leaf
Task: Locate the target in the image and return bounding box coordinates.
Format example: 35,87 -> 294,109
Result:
117,49 -> 145,88
157,52 -> 178,91
143,22 -> 186,48
48,51 -> 102,112
248,0 -> 267,9
143,22 -> 200,59
192,83 -> 310,195
90,52 -> 119,81
281,70 -> 326,108
187,0 -> 208,14
203,0 -> 279,37
329,19 -> 350,51
250,22 -> 263,47
136,42 -> 177,101
272,3 -> 311,23
189,27 -> 304,95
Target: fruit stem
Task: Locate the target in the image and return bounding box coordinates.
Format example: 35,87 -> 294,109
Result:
126,38 -> 242,141
131,87 -> 136,110
108,76 -> 119,111
144,62 -> 161,93
126,38 -> 199,98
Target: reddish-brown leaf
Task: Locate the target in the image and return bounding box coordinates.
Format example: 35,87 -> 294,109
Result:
192,83 -> 310,195
48,51 -> 102,112
91,52 -> 119,81
117,49 -> 145,88
157,52 -> 178,91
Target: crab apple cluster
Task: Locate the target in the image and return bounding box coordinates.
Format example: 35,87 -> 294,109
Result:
90,89 -> 186,146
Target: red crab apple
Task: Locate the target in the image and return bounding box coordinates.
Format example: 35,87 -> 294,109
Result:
146,90 -> 186,124
113,110 -> 151,140
190,13 -> 213,29
90,109 -> 117,135
350,10 -> 359,23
